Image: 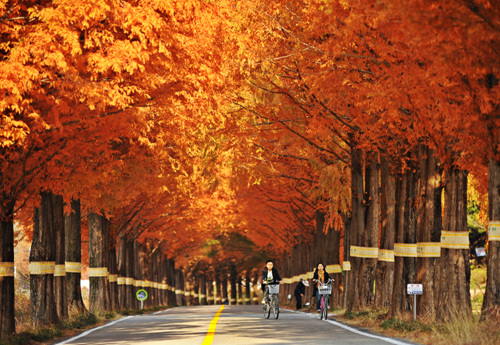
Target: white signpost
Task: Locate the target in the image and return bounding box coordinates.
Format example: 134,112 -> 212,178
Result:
136,289 -> 148,310
407,284 -> 423,320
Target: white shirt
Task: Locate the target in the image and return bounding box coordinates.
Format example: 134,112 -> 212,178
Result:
267,270 -> 273,280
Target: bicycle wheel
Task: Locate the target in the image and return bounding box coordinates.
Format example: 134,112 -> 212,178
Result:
271,297 -> 276,319
323,296 -> 328,320
264,300 -> 270,319
320,296 -> 324,320
273,296 -> 279,319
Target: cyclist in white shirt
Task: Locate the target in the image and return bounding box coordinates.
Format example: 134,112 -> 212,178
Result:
261,260 -> 282,304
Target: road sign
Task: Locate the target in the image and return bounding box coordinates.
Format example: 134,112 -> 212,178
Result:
407,284 -> 423,295
136,289 -> 148,301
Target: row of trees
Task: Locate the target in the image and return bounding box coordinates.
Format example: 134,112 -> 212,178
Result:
1,0 -> 499,339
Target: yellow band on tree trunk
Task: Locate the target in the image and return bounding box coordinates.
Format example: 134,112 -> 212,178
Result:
417,242 -> 441,257
54,264 -> 66,276
65,262 -> 82,273
394,243 -> 418,257
488,221 -> 500,241
350,246 -> 379,258
29,261 -> 56,275
0,262 -> 15,277
88,267 -> 108,277
441,231 -> 469,249
378,249 -> 395,262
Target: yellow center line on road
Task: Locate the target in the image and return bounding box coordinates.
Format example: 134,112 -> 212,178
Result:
201,305 -> 225,345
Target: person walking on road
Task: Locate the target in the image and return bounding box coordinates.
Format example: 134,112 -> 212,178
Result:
294,278 -> 309,310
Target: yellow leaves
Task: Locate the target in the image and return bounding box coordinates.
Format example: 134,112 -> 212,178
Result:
0,115 -> 30,148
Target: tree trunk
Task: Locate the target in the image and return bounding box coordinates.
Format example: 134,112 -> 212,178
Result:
360,153 -> 379,307
200,274 -> 208,305
0,199 -> 16,338
134,241 -> 145,309
175,268 -> 184,306
245,271 -> 251,305
125,239 -> 135,309
347,147 -> 365,311
215,271 -> 222,304
389,165 -> 418,318
416,146 -> 442,319
117,231 -> 127,310
53,194 -> 67,319
438,168 -> 471,320
343,214 -> 351,309
375,156 -> 396,308
193,272 -> 200,306
30,192 -> 60,327
65,199 -> 87,313
222,270 -> 228,304
230,264 -> 237,305
481,158 -> 500,319
167,258 -> 176,305
88,213 -> 110,312
108,235 -> 119,311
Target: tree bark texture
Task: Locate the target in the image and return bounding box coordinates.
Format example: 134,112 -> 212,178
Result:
167,258 -> 176,305
108,236 -> 119,311
481,159 -> 500,319
416,146 -> 442,318
134,241 -> 145,309
30,192 -> 60,327
175,268 -> 184,306
53,194 -> 67,319
375,156 -> 395,308
230,264 -> 237,305
347,147 -> 365,311
126,239 -> 135,309
390,167 -> 418,318
65,199 -> 87,314
438,168 -> 471,320
89,213 -> 110,312
0,200 -> 15,338
359,153 -> 379,307
201,274 -> 208,305
117,232 -> 127,310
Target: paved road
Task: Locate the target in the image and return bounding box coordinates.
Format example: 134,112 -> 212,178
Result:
53,305 -> 418,345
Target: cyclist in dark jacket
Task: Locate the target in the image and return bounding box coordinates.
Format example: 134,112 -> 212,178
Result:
261,260 -> 282,303
312,262 -> 332,311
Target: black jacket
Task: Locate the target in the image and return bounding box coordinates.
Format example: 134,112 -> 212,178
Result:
294,281 -> 306,296
261,267 -> 281,284
312,269 -> 331,296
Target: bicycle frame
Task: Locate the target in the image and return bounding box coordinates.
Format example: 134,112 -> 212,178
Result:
263,283 -> 280,319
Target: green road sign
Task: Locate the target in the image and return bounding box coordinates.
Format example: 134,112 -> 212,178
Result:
136,289 -> 148,301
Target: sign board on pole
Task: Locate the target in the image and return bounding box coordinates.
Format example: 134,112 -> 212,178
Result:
475,247 -> 486,257
407,284 -> 423,295
136,289 -> 148,301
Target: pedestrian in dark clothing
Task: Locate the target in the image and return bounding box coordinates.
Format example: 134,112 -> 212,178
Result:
294,278 -> 309,310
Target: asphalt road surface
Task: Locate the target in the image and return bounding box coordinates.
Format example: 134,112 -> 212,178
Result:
52,305 -> 418,345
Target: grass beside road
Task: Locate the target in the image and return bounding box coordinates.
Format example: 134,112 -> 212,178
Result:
333,308 -> 500,345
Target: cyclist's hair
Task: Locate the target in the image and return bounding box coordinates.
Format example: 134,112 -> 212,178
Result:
316,262 -> 324,269
266,259 -> 273,264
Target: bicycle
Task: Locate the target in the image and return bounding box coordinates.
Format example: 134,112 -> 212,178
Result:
263,283 -> 280,319
317,279 -> 332,320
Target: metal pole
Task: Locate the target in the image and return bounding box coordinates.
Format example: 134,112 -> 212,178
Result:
141,300 -> 144,310
413,295 -> 417,320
